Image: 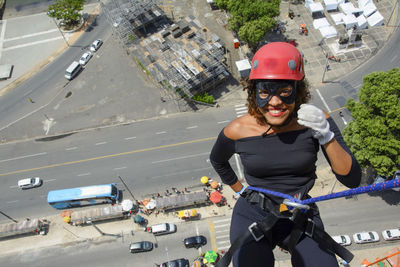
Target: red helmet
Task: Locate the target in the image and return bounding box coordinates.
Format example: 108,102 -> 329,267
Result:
249,42 -> 305,81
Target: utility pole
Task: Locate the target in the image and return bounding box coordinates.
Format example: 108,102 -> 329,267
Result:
0,210 -> 18,223
118,176 -> 138,206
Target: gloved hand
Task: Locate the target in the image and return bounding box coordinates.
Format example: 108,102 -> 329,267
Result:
297,104 -> 334,145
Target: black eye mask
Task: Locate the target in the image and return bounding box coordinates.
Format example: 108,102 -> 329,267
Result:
255,80 -> 296,107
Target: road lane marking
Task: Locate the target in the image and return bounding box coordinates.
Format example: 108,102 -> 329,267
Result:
151,152 -> 209,164
65,147 -> 78,151
124,136 -> 136,140
95,141 -> 107,146
214,218 -> 231,223
4,29 -> 59,42
156,131 -> 167,135
214,223 -> 230,228
44,179 -> 56,182
217,120 -> 230,124
0,136 -> 217,177
6,200 -> 19,204
77,173 -> 91,177
2,36 -> 63,52
208,220 -> 218,251
316,89 -> 331,112
186,125 -> 198,129
113,166 -> 127,170
0,19 -> 6,61
216,234 -> 229,239
0,152 -> 47,163
9,185 -> 18,188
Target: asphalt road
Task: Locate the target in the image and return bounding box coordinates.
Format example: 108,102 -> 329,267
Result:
0,218 -> 213,267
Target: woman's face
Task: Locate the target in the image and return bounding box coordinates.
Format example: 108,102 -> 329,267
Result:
255,81 -> 296,126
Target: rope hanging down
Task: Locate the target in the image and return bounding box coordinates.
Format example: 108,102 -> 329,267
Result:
247,178 -> 400,206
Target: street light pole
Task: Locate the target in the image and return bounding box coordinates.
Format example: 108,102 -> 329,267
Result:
118,176 -> 138,206
52,17 -> 69,47
0,210 -> 18,223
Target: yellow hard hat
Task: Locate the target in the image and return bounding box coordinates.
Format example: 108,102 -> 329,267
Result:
201,176 -> 209,184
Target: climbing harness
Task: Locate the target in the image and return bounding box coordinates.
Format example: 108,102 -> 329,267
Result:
216,179 -> 400,267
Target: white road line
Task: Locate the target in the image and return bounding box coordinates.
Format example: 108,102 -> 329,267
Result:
65,146 -> 78,151
77,173 -> 91,177
9,185 -> 18,188
0,152 -> 47,163
152,152 -> 209,164
124,136 -> 137,140
235,107 -> 247,111
2,36 -> 63,52
217,240 -> 230,244
44,179 -> 56,182
218,245 -> 230,250
6,200 -> 19,204
156,131 -> 167,135
235,104 -> 245,107
95,141 -> 107,146
355,83 -> 362,89
186,125 -> 198,129
316,89 -> 331,112
113,166 -> 127,170
214,223 -> 230,228
215,229 -> 230,233
216,234 -> 230,239
217,120 -> 230,124
390,55 -> 398,63
4,29 -> 59,42
214,218 -> 231,223
0,20 -> 7,61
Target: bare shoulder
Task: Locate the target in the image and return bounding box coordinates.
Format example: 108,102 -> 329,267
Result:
224,114 -> 258,140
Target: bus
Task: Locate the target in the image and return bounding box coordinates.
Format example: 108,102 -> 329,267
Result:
47,184 -> 120,209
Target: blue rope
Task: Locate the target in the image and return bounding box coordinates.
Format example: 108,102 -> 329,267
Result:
247,179 -> 400,207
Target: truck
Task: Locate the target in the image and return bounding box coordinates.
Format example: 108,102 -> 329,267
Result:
0,218 -> 47,239
69,204 -> 132,226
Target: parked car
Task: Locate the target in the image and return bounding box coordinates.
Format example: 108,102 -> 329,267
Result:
382,229 -> 400,241
332,235 -> 351,246
129,241 -> 153,253
183,235 -> 207,248
79,51 -> 92,65
90,39 -> 103,52
353,231 -> 379,244
151,223 -> 176,236
18,177 -> 42,189
159,258 -> 189,267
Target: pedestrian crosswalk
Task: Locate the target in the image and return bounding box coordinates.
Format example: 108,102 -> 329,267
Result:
235,104 -> 247,118
213,218 -> 231,251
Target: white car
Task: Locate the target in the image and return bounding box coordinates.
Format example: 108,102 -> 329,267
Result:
79,51 -> 92,65
382,229 -> 400,241
353,231 -> 380,244
18,177 -> 42,189
90,39 -> 103,52
332,235 -> 351,246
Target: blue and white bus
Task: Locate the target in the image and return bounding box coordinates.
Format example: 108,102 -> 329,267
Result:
47,184 -> 120,209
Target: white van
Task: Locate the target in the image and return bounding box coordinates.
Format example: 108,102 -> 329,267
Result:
151,223 -> 176,236
65,61 -> 82,80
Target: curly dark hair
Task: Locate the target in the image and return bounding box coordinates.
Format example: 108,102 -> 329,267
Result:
241,79 -> 311,126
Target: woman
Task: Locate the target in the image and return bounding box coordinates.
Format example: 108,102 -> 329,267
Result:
210,42 -> 361,267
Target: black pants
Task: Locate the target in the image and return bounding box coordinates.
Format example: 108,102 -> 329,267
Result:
230,197 -> 339,267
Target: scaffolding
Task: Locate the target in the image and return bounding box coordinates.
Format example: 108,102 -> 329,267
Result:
104,0 -> 228,99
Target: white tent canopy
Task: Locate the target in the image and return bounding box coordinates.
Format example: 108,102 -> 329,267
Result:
305,0 -> 314,9
362,2 -> 377,17
343,14 -> 358,29
319,26 -> 338,39
340,2 -> 362,15
356,14 -> 368,29
367,11 -> 384,27
324,0 -> 338,11
309,2 -> 324,14
358,0 -> 372,8
313,17 -> 331,29
331,12 -> 345,25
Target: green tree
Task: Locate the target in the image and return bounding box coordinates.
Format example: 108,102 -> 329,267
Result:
238,17 -> 276,49
47,0 -> 85,27
343,68 -> 400,177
